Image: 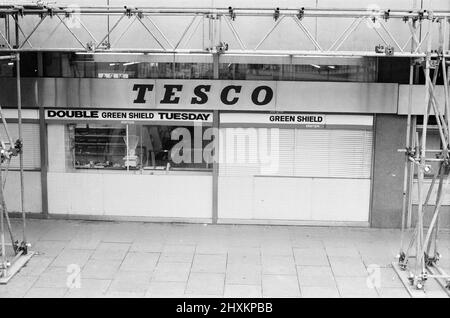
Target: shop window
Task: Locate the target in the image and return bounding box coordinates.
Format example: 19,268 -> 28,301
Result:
173,63 -> 213,79
0,53 -> 38,77
219,63 -> 282,80
218,59 -> 377,82
69,123 -> 212,170
0,59 -> 14,77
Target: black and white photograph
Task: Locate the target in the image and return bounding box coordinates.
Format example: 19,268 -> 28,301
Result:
0,0 -> 449,306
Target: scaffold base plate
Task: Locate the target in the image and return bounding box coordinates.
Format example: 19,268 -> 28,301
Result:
0,251 -> 35,284
392,262 -> 427,298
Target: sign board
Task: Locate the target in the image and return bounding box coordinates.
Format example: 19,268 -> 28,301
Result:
0,78 -> 398,114
128,80 -> 276,110
45,109 -> 213,124
220,113 -> 373,129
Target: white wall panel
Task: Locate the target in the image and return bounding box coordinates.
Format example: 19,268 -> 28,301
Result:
217,177 -> 253,219
310,179 -> 371,222
47,125 -> 67,173
47,173 -> 103,215
253,177 -> 312,220
102,174 -> 212,217
48,172 -> 212,218
219,176 -> 371,222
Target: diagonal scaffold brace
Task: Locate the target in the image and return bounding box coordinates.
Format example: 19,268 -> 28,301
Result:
0,53 -> 34,284
396,15 -> 450,294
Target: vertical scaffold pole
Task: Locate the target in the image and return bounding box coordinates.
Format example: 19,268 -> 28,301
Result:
414,18 -> 434,284
15,53 -> 26,245
0,168 -> 5,278
400,20 -> 417,254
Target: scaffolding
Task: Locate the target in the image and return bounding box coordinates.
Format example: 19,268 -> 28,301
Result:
0,4 -> 448,57
0,52 -> 33,284
0,3 -> 449,292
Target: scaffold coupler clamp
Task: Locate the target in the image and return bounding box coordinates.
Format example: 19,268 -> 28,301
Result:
273,7 -> 280,21
425,252 -> 440,267
430,58 -> 440,69
47,7 -> 55,18
398,251 -> 408,270
383,10 -> 390,21
0,260 -> 11,270
228,7 -> 236,21
64,9 -> 72,19
297,8 -> 305,21
405,146 -> 415,158
13,139 -> 22,155
414,272 -> 428,290
442,149 -> 450,167
86,41 -> 95,52
17,241 -> 29,255
417,9 -> 425,22
14,5 -> 24,17
124,6 -> 136,18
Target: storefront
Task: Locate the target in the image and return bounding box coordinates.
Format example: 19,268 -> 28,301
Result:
218,113 -> 373,225
0,77 -> 412,227
45,109 -> 214,221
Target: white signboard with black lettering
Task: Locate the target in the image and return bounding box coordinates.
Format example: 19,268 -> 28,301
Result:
45,109 -> 213,125
220,113 -> 373,129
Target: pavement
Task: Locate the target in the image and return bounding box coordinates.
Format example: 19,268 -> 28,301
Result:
0,219 -> 449,298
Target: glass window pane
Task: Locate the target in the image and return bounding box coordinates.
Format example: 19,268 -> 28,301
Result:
72,124 -> 127,169
137,124 -> 212,170
70,123 -> 212,171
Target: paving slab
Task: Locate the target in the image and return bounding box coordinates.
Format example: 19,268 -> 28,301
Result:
262,274 -> 301,298
119,252 -> 160,272
297,265 -> 337,287
145,281 -> 186,298
185,273 -> 225,296
191,254 -> 227,273
90,242 -> 130,261
301,286 -> 340,298
82,259 -> 122,280
153,262 -> 192,282
107,271 -> 152,294
224,284 -> 263,298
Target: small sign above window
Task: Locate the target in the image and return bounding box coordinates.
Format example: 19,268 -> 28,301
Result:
45,109 -> 213,124
220,113 -> 373,129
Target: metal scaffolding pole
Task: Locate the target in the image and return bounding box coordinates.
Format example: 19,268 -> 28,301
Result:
0,52 -> 33,284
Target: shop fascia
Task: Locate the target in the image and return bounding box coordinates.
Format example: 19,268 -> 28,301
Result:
132,83 -> 274,106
